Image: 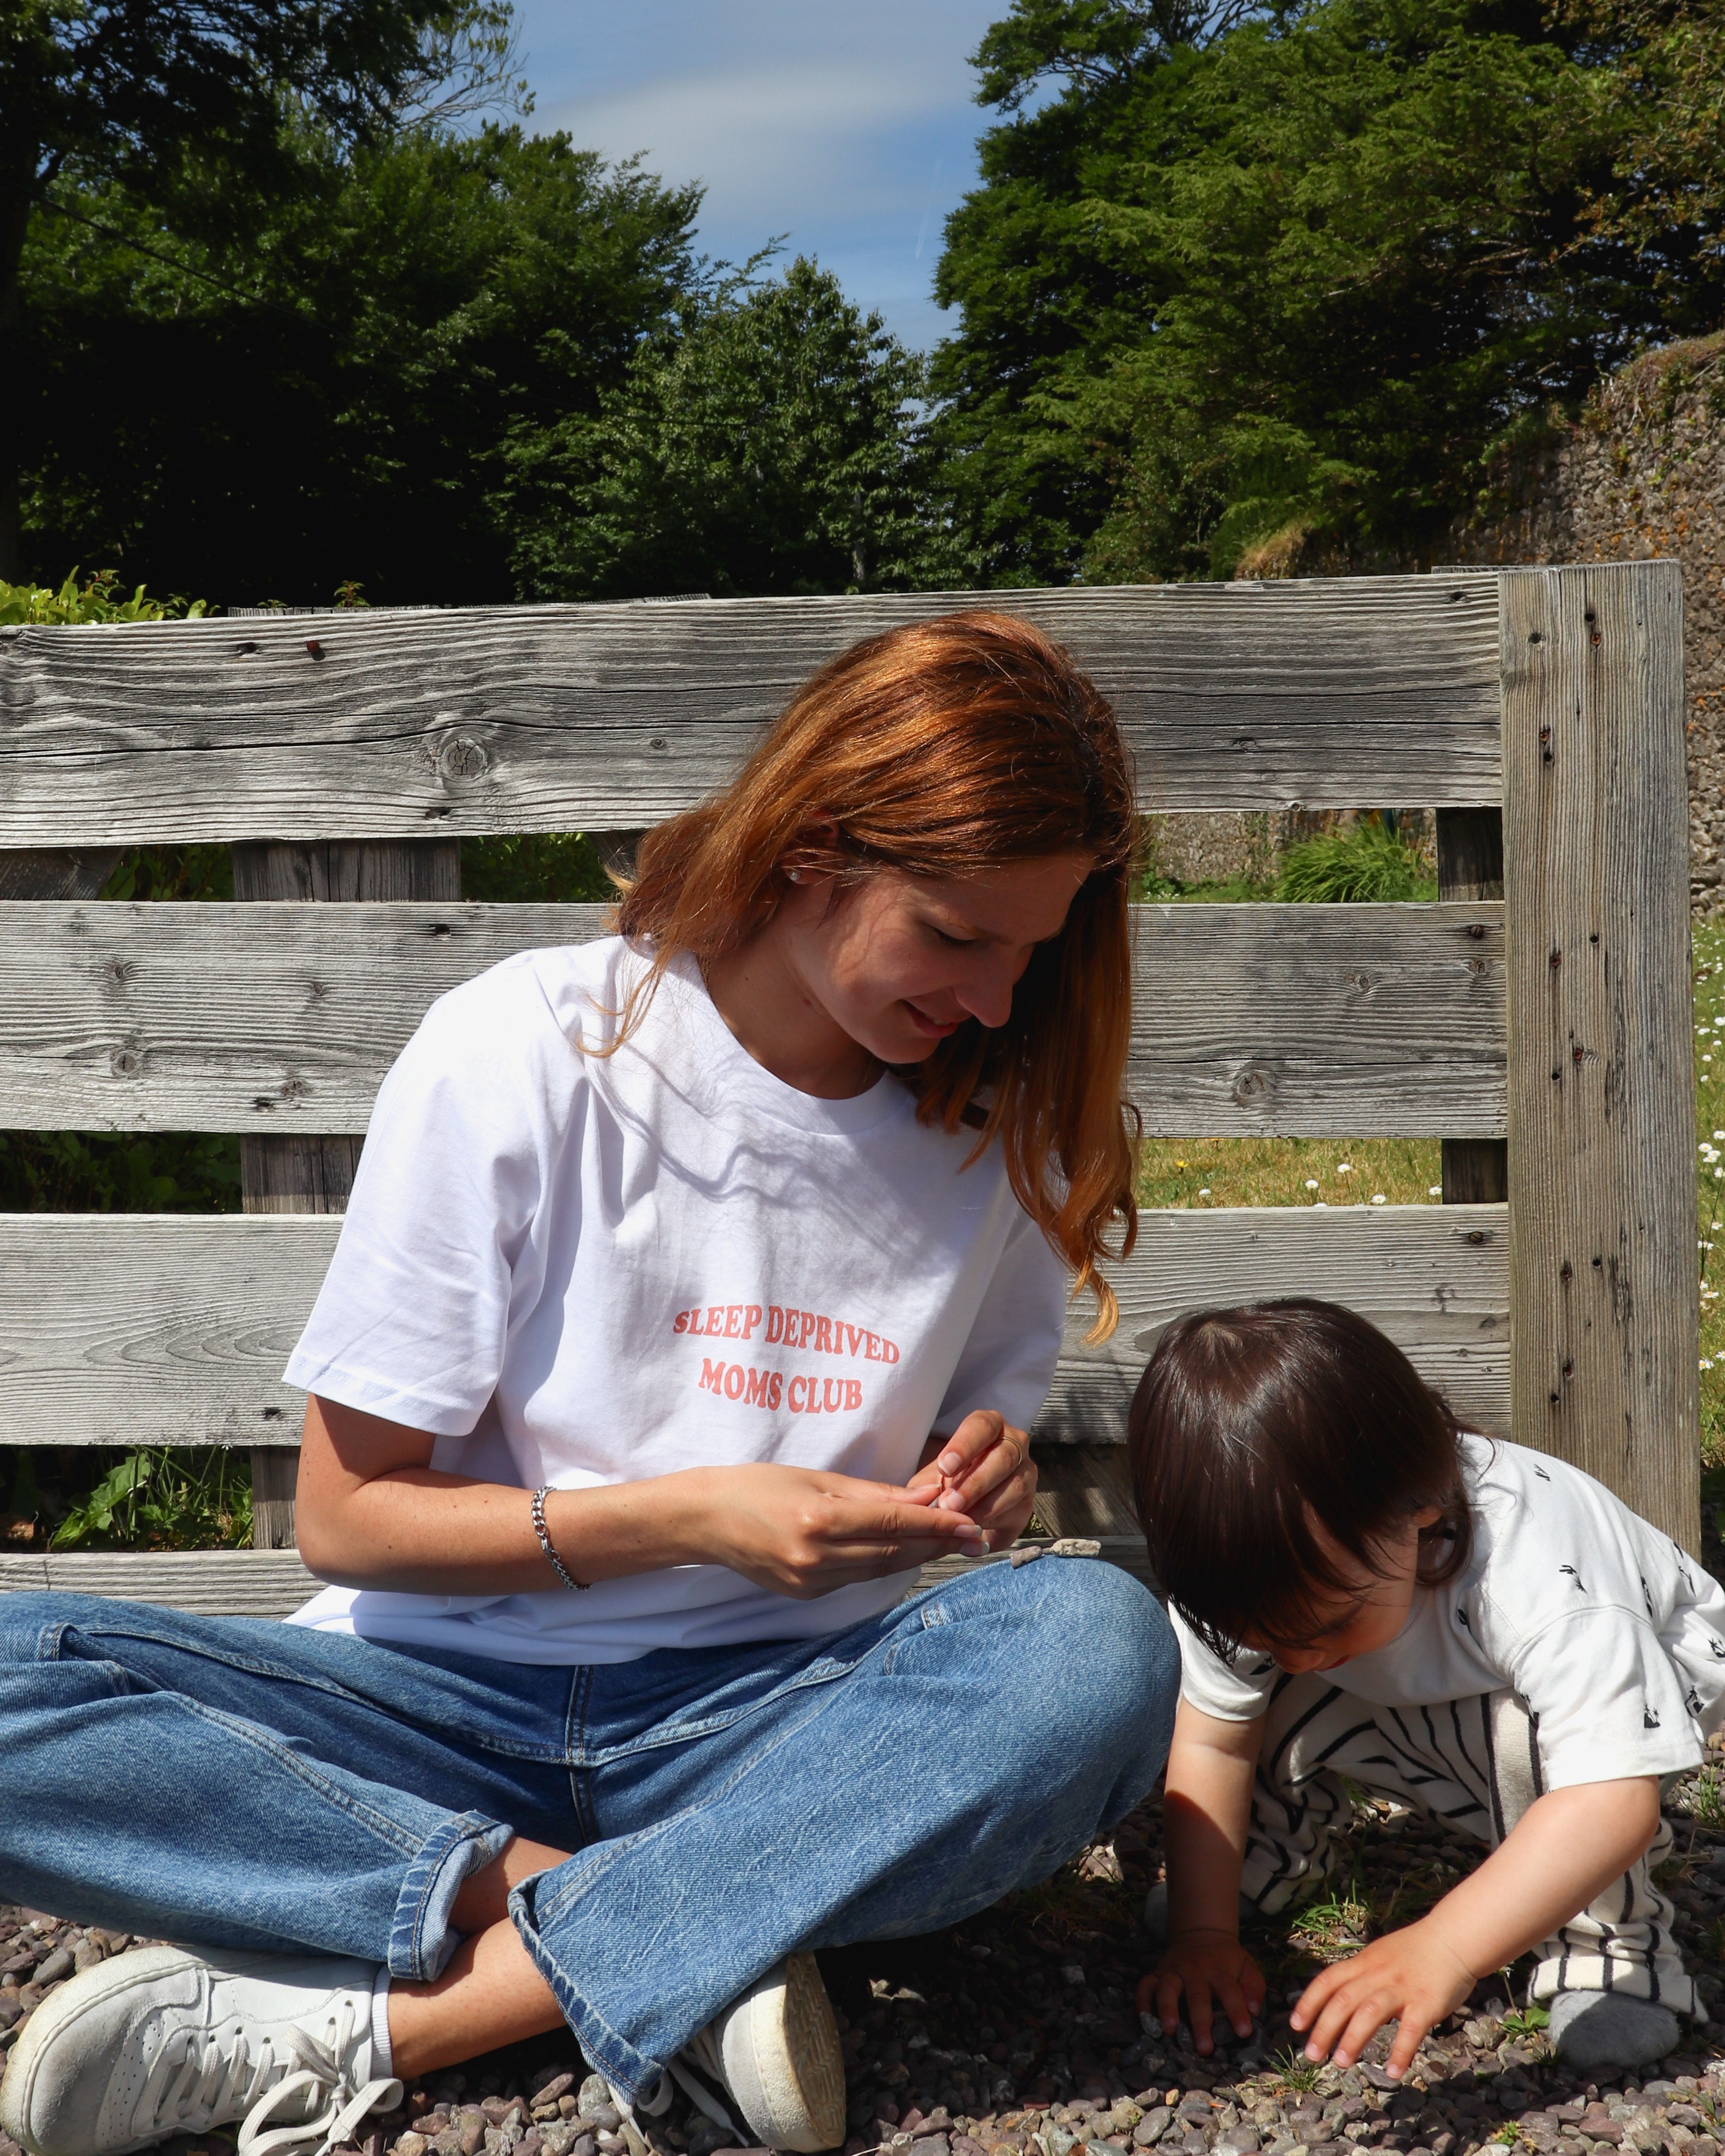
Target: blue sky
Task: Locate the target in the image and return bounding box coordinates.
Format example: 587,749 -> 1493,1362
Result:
506,0 -> 1007,353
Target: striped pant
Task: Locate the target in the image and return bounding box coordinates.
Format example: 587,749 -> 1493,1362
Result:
1240,1675 -> 1700,2018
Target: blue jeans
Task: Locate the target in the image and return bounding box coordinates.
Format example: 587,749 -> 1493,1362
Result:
0,1558 -> 1177,2101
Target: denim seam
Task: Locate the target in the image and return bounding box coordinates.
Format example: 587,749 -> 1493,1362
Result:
168,1696 -> 432,1856
567,1664 -> 599,1846
390,1811 -> 514,1981
47,1614 -> 573,1763
508,1887 -> 658,2100
567,1653 -> 864,1767
533,1672 -> 852,1930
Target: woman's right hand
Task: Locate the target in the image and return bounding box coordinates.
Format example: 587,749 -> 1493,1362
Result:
685,1462 -> 989,1598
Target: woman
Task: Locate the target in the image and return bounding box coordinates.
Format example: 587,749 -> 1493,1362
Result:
0,613 -> 1180,2156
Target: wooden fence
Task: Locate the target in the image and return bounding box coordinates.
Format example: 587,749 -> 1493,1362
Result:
0,566 -> 1698,1615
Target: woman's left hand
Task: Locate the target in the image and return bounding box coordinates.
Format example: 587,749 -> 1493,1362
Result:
911,1410 -> 1037,1549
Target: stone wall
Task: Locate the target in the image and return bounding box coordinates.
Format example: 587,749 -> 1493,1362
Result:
1453,332 -> 1725,912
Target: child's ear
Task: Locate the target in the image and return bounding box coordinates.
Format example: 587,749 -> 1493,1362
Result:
1411,1502 -> 1445,1529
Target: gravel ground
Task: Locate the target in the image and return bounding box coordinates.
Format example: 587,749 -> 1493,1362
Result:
10,1746 -> 1725,2156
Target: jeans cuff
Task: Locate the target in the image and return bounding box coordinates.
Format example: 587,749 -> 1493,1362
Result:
507,1872 -> 662,2102
388,1810 -> 514,1981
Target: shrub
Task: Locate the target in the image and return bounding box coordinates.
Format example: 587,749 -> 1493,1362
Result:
1276,818 -> 1436,903
0,567 -> 206,624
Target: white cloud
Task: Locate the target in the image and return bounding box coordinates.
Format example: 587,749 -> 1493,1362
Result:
546,58 -> 964,229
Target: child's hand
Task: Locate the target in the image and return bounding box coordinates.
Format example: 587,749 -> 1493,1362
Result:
1289,1919 -> 1476,2078
1135,1932 -> 1265,2056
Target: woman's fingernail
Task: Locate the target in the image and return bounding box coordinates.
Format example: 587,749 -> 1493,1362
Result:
938,1452 -> 963,1476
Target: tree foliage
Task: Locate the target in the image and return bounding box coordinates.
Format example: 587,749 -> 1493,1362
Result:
0,0 -> 518,577
932,0 -> 1724,583
21,125 -> 702,604
503,256 -> 955,600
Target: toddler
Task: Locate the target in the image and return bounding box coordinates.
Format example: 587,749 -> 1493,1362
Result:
1127,1298 -> 1725,2077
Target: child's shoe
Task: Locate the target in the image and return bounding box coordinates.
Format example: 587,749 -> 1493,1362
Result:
1547,1991 -> 1680,2069
0,1942 -> 399,2156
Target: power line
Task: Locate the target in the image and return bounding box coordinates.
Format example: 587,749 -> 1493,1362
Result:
34,194 -> 301,319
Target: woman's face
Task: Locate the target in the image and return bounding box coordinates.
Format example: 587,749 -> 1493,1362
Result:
781,854 -> 1095,1068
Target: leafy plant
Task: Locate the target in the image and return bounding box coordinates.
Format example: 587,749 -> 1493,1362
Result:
0,567 -> 205,624
48,1447 -> 251,1552
1499,2004 -> 1550,2040
1276,820 -> 1436,904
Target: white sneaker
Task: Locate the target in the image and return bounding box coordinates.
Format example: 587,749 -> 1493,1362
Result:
625,1952 -> 845,2153
0,1943 -> 402,2156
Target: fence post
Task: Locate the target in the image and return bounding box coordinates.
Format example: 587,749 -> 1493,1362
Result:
233,839 -> 461,1549
1501,562 -> 1699,1547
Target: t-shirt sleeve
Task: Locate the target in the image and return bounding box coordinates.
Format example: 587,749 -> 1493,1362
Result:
283,961 -> 567,1435
1500,1605 -> 1705,1788
932,1207 -> 1069,1435
1169,1603 -> 1278,1721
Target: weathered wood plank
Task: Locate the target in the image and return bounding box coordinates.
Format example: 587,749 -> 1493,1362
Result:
1035,1202 -> 1510,1444
0,899 -> 1506,1136
1031,1443 -> 1141,1537
0,1548 -> 319,1617
0,1204 -> 1508,1448
0,1537 -> 1155,1612
0,579 -> 1503,842
1503,562 -> 1700,1549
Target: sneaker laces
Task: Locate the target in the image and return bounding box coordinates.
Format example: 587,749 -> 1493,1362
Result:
130,2024 -> 281,2143
667,2030 -> 742,2136
235,1999 -> 402,2156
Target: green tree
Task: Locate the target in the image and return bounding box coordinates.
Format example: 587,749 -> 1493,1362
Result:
21,125 -> 701,605
0,0 -> 524,581
933,0 -> 1701,583
502,255 -> 960,600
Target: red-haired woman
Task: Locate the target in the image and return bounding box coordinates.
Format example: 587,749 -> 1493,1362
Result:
0,615 -> 1179,2156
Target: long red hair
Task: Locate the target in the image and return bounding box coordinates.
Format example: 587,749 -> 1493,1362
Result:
613,610 -> 1139,1338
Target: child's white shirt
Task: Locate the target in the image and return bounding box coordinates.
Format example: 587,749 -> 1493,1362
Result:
1171,1434 -> 1725,1787
281,936 -> 1069,1665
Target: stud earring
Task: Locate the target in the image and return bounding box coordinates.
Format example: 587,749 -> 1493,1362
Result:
787,869 -> 806,883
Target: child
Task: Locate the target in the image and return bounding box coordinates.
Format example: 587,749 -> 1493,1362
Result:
1127,1298 -> 1725,2078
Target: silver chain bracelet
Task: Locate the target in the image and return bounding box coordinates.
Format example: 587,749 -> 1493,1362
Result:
530,1486 -> 590,1591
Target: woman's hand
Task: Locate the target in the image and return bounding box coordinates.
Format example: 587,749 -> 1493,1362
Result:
1288,1920 -> 1476,2078
1138,1933 -> 1265,2055
911,1409 -> 1037,1549
693,1463 -> 989,1598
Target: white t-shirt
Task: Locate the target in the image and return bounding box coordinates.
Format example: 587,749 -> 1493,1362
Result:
283,937 -> 1069,1664
1171,1435 -> 1725,1788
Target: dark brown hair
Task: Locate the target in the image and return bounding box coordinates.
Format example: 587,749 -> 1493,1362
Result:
613,610 -> 1140,1339
1127,1299 -> 1475,1654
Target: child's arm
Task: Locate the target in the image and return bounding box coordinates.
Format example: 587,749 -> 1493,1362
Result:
1135,1698 -> 1269,2054
1293,1773 -> 1662,2078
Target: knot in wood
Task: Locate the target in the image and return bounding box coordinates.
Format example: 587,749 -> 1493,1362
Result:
1550,948 -> 1562,967
438,735 -> 490,782
1231,1062 -> 1275,1106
